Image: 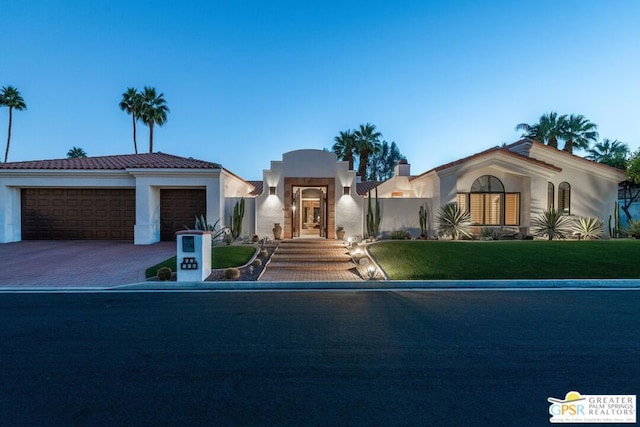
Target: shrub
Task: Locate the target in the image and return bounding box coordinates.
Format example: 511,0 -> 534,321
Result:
224,268 -> 241,279
156,267 -> 172,281
573,217 -> 604,240
251,258 -> 262,267
531,209 -> 571,240
389,230 -> 409,240
259,249 -> 268,258
436,203 -> 472,240
624,219 -> 640,238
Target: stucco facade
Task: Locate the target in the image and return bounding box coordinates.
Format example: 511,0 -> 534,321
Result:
0,140 -> 626,244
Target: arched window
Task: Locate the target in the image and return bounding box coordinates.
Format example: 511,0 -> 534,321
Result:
456,175 -> 520,226
548,182 -> 555,210
471,175 -> 504,193
558,182 -> 571,215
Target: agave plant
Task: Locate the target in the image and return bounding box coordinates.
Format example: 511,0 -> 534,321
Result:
190,215 -> 230,241
624,219 -> 640,239
436,202 -> 472,240
572,217 -> 604,240
531,209 -> 571,240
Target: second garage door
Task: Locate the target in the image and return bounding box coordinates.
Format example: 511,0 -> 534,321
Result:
21,188 -> 135,240
160,189 -> 207,241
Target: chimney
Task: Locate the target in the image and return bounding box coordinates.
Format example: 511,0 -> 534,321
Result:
394,158 -> 410,177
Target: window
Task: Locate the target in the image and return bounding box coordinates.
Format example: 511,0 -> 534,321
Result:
457,175 -> 520,226
558,182 -> 571,215
547,182 -> 554,211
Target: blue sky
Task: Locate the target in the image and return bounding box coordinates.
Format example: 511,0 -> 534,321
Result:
3,1 -> 639,179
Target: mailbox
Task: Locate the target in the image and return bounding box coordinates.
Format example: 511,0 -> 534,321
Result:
175,230 -> 212,281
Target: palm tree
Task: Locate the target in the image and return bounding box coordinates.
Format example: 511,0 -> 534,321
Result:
332,130 -> 357,170
139,86 -> 169,153
119,88 -> 142,154
515,112 -> 564,148
354,123 -> 382,180
585,138 -> 629,169
561,114 -> 598,154
66,147 -> 87,158
0,86 -> 27,163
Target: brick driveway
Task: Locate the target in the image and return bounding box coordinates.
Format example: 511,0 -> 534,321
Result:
0,241 -> 175,288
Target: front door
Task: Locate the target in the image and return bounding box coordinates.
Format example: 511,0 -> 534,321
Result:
284,178 -> 335,239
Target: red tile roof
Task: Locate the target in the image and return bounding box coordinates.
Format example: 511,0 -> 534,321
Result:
246,180 -> 377,196
0,153 -> 223,170
357,181 -> 379,195
507,139 -> 627,177
248,180 -> 263,196
411,143 -> 561,181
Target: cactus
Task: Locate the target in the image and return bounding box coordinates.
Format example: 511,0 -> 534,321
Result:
610,201 -> 621,238
224,268 -> 241,280
156,266 -> 172,281
230,198 -> 245,240
366,187 -> 381,238
419,204 -> 430,236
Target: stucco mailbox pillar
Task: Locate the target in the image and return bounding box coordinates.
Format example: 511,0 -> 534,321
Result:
175,230 -> 212,281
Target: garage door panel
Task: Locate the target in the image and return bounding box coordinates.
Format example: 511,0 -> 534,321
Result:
21,188 -> 135,241
160,189 -> 206,241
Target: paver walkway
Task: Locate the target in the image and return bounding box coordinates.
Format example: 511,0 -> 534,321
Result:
258,239 -> 363,281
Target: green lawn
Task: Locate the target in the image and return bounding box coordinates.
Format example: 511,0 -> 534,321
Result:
145,245 -> 256,279
368,240 -> 640,280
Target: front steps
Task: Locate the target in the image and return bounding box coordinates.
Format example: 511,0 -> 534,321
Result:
258,239 -> 362,281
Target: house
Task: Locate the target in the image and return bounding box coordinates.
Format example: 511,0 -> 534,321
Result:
0,139 -> 625,244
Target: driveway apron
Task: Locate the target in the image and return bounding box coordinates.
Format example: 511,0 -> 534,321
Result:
0,241 -> 175,288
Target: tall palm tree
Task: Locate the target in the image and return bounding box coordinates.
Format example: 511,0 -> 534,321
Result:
515,112 -> 564,148
585,138 -> 628,169
561,114 -> 598,154
119,88 -> 142,154
0,86 -> 27,163
354,123 -> 382,180
66,146 -> 88,158
332,130 -> 357,170
139,86 -> 169,153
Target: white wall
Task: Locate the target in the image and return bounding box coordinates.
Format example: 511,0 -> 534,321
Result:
255,149 -> 363,239
224,197 -> 255,239
373,198 -> 429,238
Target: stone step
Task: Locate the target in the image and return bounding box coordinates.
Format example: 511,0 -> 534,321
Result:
265,261 -> 356,271
271,254 -> 352,262
274,249 -> 349,255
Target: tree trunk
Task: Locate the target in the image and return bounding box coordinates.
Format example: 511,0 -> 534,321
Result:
358,152 -> 369,180
548,136 -> 558,149
148,122 -> 154,153
563,139 -> 574,153
4,107 -> 13,163
132,114 -> 138,154
621,182 -> 640,222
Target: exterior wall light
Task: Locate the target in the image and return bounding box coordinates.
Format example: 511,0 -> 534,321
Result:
269,186 -> 276,196
343,186 -> 350,195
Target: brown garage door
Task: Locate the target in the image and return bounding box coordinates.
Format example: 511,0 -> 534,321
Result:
160,189 -> 207,241
21,188 -> 135,240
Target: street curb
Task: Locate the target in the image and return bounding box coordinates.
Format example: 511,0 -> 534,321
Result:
2,279 -> 640,293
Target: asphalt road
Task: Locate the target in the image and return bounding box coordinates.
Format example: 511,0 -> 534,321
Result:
0,290 -> 638,426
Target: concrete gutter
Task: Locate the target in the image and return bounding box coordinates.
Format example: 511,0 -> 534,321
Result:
111,278 -> 640,291
2,279 -> 640,293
